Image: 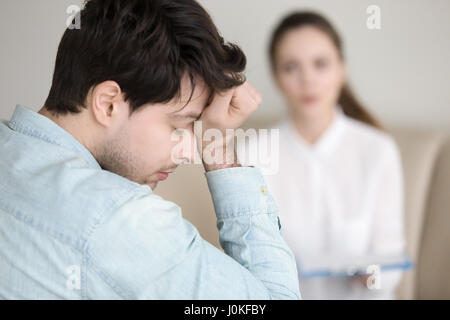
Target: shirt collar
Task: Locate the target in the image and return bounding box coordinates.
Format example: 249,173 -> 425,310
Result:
8,104 -> 101,169
284,105 -> 346,157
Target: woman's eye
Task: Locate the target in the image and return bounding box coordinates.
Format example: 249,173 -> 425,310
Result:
316,59 -> 328,69
283,63 -> 297,73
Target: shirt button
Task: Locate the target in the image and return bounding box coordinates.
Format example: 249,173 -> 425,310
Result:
260,186 -> 268,195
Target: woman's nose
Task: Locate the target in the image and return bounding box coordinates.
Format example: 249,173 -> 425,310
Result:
300,68 -> 315,86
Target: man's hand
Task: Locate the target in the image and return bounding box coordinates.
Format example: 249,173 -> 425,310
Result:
197,81 -> 262,172
200,81 -> 262,134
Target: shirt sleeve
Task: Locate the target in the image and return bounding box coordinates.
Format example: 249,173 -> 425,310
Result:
86,167 -> 301,300
368,138 -> 407,298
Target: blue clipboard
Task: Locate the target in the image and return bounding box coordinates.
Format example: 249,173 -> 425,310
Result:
298,253 -> 414,279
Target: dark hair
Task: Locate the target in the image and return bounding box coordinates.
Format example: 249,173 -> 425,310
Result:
269,11 -> 382,130
44,0 -> 246,115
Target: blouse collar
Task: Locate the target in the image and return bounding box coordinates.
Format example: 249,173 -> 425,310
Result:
284,105 -> 346,158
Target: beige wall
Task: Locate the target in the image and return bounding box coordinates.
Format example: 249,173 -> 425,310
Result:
197,0 -> 450,132
1,0 -> 449,133
0,0 -> 83,120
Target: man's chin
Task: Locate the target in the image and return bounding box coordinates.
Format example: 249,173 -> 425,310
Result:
146,181 -> 158,191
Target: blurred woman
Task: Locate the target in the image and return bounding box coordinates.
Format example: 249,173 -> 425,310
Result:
264,11 -> 407,299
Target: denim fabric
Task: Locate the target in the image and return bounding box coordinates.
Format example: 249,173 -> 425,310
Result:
0,105 -> 300,300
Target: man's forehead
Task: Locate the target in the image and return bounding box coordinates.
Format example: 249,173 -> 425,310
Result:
170,77 -> 212,116
180,75 -> 211,102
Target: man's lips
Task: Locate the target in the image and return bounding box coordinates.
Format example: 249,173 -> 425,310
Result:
157,172 -> 170,180
157,169 -> 176,181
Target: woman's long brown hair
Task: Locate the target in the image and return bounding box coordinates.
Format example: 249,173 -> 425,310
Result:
269,11 -> 383,130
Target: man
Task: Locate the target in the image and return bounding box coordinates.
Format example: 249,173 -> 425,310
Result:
0,0 -> 300,299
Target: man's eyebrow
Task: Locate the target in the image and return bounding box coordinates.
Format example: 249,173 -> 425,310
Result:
171,89 -> 213,120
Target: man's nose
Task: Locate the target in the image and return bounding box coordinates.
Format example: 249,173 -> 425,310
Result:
173,129 -> 198,165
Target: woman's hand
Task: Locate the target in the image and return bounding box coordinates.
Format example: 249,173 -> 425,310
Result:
352,274 -> 372,289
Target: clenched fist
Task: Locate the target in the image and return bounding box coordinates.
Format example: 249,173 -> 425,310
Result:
197,81 -> 262,171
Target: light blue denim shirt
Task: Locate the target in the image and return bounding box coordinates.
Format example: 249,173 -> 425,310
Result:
0,105 -> 300,300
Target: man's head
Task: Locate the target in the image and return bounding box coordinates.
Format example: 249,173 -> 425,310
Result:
41,0 -> 246,190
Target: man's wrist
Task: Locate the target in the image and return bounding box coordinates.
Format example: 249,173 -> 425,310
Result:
204,161 -> 241,172
202,146 -> 241,172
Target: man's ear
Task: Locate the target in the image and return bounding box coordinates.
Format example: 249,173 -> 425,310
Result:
90,80 -> 125,127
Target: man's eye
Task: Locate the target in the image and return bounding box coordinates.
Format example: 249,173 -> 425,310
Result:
175,128 -> 186,135
175,122 -> 193,134
186,121 -> 195,129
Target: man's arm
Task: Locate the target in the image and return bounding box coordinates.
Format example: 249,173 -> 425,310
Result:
87,82 -> 301,299
197,81 -> 300,298
86,167 -> 300,299
205,165 -> 301,299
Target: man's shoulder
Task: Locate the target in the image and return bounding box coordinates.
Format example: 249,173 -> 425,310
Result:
85,179 -> 200,298
49,164 -> 160,241
0,131 -> 155,245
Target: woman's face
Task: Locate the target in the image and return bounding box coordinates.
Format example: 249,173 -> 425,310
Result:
274,26 -> 346,120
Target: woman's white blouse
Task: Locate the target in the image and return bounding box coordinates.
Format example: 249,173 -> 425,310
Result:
238,107 -> 407,299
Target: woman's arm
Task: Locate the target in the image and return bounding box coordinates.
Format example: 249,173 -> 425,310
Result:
363,137 -> 407,298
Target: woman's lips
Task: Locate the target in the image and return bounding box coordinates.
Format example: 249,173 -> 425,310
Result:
301,95 -> 318,104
